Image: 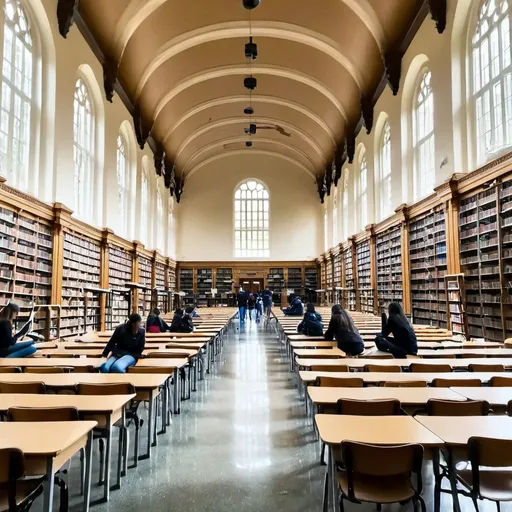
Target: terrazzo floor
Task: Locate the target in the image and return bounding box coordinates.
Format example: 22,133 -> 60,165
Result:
35,320 -> 511,512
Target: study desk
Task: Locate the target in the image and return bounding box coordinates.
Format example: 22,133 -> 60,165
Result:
451,386 -> 512,407
0,373 -> 168,460
293,348 -> 346,359
417,348 -> 512,358
0,421 -> 96,512
36,348 -> 197,358
416,416 -> 512,512
315,415 -> 443,512
0,394 -> 134,502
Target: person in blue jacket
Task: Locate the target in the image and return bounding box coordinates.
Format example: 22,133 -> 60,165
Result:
297,303 -> 323,336
283,294 -> 304,316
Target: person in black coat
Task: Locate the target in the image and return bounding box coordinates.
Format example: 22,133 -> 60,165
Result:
324,305 -> 364,356
146,308 -> 169,333
283,295 -> 304,316
100,314 -> 145,373
168,308 -> 184,332
297,303 -> 323,336
0,303 -> 36,358
237,290 -> 248,325
375,302 -> 418,358
168,307 -> 194,333
247,294 -> 256,321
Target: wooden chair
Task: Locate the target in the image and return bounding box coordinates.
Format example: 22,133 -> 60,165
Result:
337,398 -> 401,416
422,354 -> 457,359
459,353 -> 487,359
469,363 -> 506,372
24,367 -> 74,374
0,448 -> 44,512
147,351 -> 192,399
0,367 -> 22,373
315,377 -> 363,388
364,364 -> 401,373
76,383 -> 139,480
410,363 -> 452,373
338,442 -> 426,511
427,399 -> 490,416
431,378 -> 482,388
0,382 -> 45,394
456,437 -> 512,509
490,376 -> 512,387
310,365 -> 350,372
382,381 -> 427,388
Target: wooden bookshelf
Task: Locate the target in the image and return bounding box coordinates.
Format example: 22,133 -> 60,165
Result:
333,250 -> 342,304
268,268 -> 285,300
325,257 -> 333,304
376,226 -> 403,314
356,240 -> 373,314
108,244 -> 132,326
179,268 -> 194,298
197,268 -> 213,306
138,255 -> 152,316
216,268 -> 233,295
343,247 -> 356,311
500,176 -> 512,339
287,267 -> 303,294
445,274 -> 468,336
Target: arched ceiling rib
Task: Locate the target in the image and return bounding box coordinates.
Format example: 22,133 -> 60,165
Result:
76,0 -> 429,193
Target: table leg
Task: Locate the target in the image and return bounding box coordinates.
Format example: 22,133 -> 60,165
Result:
192,356 -> 198,392
82,432 -> 93,512
115,409 -> 125,489
329,446 -> 340,512
159,381 -> 168,435
432,449 -> 441,512
173,367 -> 180,414
152,397 -> 158,447
206,343 -> 211,374
103,415 -> 112,502
447,448 -> 462,512
140,389 -> 154,460
43,457 -> 55,512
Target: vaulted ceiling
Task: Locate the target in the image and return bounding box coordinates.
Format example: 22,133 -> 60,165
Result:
59,0 -> 446,201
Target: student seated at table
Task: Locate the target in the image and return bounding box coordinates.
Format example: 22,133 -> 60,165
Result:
146,308 -> 169,333
100,314 -> 145,373
297,303 -> 323,336
283,294 -> 304,316
324,305 -> 364,356
375,302 -> 418,358
169,306 -> 195,333
0,302 -> 37,358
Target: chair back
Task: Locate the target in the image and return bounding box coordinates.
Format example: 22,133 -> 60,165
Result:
76,383 -> 135,395
24,367 -> 73,374
337,398 -> 401,416
382,380 -> 427,388
459,353 -> 486,359
315,376 -> 363,388
128,366 -> 172,374
0,382 -> 45,394
469,363 -> 505,372
310,365 -> 350,372
410,363 -> 452,373
506,400 -> 512,417
147,352 -> 190,359
431,378 -> 482,388
427,399 -> 489,416
359,353 -> 394,359
8,406 -> 79,422
490,376 -> 512,387
468,437 -> 512,472
364,364 -> 401,373
0,367 -> 22,373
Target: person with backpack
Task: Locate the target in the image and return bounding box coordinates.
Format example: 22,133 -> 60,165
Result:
237,289 -> 248,325
247,294 -> 256,321
297,303 -> 323,336
146,308 -> 169,333
262,289 -> 273,319
168,307 -> 194,333
283,294 -> 304,316
255,294 -> 263,323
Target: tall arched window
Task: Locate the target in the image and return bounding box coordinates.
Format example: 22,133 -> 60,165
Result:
379,121 -> 392,220
156,183 -> 163,250
234,179 -> 269,258
413,71 -> 435,200
472,0 -> 512,163
73,78 -> 94,220
0,0 -> 34,191
324,208 -> 328,252
332,191 -> 338,245
357,150 -> 368,230
140,159 -> 148,244
342,170 -> 349,239
116,133 -> 128,237
167,203 -> 174,257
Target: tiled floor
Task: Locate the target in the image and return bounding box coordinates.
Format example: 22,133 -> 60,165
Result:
39,320 -> 510,511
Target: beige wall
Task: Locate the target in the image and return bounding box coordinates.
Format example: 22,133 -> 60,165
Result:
176,153 -> 322,261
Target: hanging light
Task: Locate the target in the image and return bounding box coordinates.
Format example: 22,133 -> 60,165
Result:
243,0 -> 260,9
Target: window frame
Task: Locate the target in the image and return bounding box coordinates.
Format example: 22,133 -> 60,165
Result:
357,149 -> 368,230
116,132 -> 129,238
379,121 -> 392,220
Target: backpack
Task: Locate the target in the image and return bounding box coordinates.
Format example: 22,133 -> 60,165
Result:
302,312 -> 323,336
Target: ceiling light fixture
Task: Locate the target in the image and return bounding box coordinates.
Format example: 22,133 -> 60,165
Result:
244,76 -> 257,90
245,36 -> 258,60
244,107 -> 254,115
246,141 -> 253,147
242,0 -> 260,10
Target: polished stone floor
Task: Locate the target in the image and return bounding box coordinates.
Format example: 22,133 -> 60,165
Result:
36,320 -> 510,511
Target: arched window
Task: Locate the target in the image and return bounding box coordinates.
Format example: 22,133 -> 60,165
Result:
0,0 -> 34,191
116,133 -> 128,237
156,183 -> 163,250
379,121 -> 392,220
234,179 -> 269,258
342,170 -> 349,239
140,159 -> 148,244
73,78 -> 94,220
471,0 -> 512,163
332,191 -> 338,245
324,208 -> 328,252
167,203 -> 174,257
413,71 -> 435,200
357,150 -> 368,230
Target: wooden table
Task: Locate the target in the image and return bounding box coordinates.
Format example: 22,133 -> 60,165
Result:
316,415 -> 444,512
416,416 -> 512,512
293,348 -> 346,359
0,394 -> 134,502
0,421 -> 96,512
0,373 -> 167,461
451,386 -> 512,407
418,348 -> 512,358
36,348 -> 197,358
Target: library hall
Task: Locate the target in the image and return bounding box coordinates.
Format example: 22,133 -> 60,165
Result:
3,0 -> 512,511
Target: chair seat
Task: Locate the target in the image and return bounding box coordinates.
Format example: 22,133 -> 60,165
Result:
458,469 -> 512,501
0,478 -> 44,512
337,471 -> 415,504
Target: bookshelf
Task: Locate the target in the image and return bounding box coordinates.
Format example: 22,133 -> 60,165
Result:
61,231 -> 101,338
287,268 -> 302,294
445,274 -> 468,336
333,252 -> 342,304
343,247 -> 356,311
305,267 -> 318,291
409,209 -> 447,328
376,226 -> 403,314
168,265 -> 177,291
268,268 -> 285,300
179,268 -> 194,301
325,258 -> 333,303
216,268 -> 233,295
138,256 -> 152,316
500,177 -> 512,339
108,245 -> 132,326
197,268 -> 213,306
356,240 -> 373,314
154,260 -> 167,311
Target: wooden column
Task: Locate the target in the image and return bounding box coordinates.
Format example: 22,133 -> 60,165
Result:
367,225 -> 378,315
349,237 -> 359,311
445,180 -> 461,275
51,203 -> 72,305
397,205 -> 411,315
131,241 -> 141,314
99,229 -> 112,331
